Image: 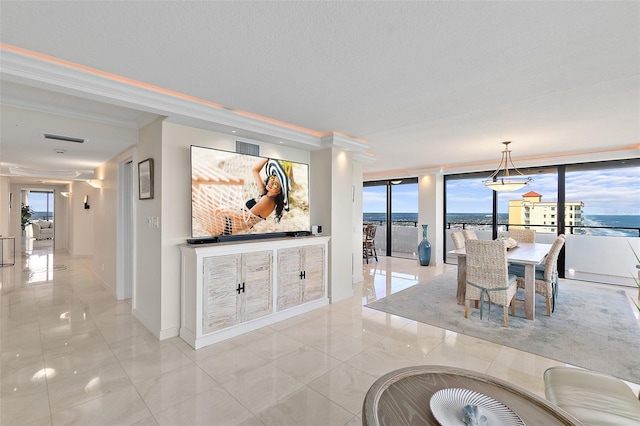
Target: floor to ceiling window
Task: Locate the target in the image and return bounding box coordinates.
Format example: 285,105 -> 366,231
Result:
565,161 -> 640,237
444,158 -> 640,286
363,178 -> 418,259
26,190 -> 55,221
498,167 -> 558,236
444,172 -> 494,249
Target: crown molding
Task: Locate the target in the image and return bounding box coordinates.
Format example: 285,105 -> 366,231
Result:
352,152 -> 377,164
0,44 -> 325,149
320,132 -> 369,152
365,144 -> 640,180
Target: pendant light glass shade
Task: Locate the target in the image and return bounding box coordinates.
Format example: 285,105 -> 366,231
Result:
483,141 -> 532,192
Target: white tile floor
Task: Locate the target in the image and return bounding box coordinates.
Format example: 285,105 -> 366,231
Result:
1,241 -> 637,425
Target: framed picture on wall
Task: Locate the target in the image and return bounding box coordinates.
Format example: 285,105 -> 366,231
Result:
138,158 -> 154,200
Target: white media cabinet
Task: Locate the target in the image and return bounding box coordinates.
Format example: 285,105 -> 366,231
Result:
179,235 -> 330,349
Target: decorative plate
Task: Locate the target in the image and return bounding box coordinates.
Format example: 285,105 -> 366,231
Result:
429,388 -> 525,426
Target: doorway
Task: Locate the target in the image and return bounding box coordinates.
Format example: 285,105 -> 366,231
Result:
363,178 -> 419,259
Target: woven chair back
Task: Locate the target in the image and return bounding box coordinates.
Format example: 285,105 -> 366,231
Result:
451,231 -> 466,249
465,240 -> 510,290
364,224 -> 377,240
509,228 -> 536,243
463,230 -> 478,241
543,234 -> 566,281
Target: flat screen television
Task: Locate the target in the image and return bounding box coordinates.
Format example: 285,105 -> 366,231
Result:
190,145 -> 311,242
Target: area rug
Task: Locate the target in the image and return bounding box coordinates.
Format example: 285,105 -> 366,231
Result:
366,270 -> 640,384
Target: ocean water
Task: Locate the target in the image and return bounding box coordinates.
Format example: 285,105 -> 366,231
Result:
31,211 -> 54,221
363,212 -> 640,237
582,215 -> 640,237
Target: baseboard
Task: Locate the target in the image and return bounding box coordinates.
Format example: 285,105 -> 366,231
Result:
133,307 -> 161,339
159,325 -> 179,340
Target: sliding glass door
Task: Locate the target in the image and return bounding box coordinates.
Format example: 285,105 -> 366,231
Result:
363,178 -> 418,258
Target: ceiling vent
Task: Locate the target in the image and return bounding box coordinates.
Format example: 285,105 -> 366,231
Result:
43,133 -> 85,143
236,140 -> 260,156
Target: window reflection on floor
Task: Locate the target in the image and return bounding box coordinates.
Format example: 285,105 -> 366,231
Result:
25,252 -> 55,284
23,239 -> 57,284
363,262 -> 422,303
362,257 -> 454,304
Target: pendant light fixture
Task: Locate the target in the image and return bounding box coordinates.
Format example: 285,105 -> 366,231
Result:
483,141 -> 532,192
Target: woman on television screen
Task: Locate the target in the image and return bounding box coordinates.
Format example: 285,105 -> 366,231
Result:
208,157 -> 290,236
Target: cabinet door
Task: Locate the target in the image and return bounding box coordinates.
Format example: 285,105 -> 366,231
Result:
241,250 -> 273,322
277,247 -> 302,311
302,244 -> 325,303
203,254 -> 241,333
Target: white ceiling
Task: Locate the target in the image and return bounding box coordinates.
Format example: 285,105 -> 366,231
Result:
1,1 -> 639,183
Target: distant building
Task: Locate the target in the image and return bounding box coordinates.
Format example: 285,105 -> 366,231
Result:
508,191 -> 584,233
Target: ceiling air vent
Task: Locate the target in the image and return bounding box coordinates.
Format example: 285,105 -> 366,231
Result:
236,140 -> 260,156
43,133 -> 85,143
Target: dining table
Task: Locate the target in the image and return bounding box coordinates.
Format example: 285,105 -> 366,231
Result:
448,242 -> 552,320
362,365 -> 583,425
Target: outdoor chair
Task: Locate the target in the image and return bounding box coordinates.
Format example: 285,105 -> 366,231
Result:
514,234 -> 566,316
462,230 -> 478,241
508,228 -> 536,243
450,231 -> 466,249
363,224 -> 378,264
464,239 -> 518,327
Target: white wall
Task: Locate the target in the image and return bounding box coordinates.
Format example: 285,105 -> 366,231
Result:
310,147 -> 354,303
134,118 -> 163,337
331,150 -> 355,302
92,147 -> 135,296
68,181 -> 95,256
156,121 -> 313,340
52,189 -> 69,251
566,235 -> 640,286
352,162 -> 364,283
0,177 -> 10,236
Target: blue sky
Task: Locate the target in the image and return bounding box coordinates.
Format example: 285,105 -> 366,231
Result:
26,192 -> 53,212
364,167 -> 640,215
363,183 -> 419,214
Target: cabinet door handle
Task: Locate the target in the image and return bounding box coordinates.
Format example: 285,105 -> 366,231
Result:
299,271 -> 306,280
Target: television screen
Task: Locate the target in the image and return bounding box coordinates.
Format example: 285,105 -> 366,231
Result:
190,145 -> 310,239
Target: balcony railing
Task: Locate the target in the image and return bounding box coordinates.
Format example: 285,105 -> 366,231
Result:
366,222 -> 640,287
443,223 -> 639,287
446,222 -> 640,237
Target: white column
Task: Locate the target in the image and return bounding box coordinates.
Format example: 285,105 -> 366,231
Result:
418,173 -> 444,265
311,147 -> 355,303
